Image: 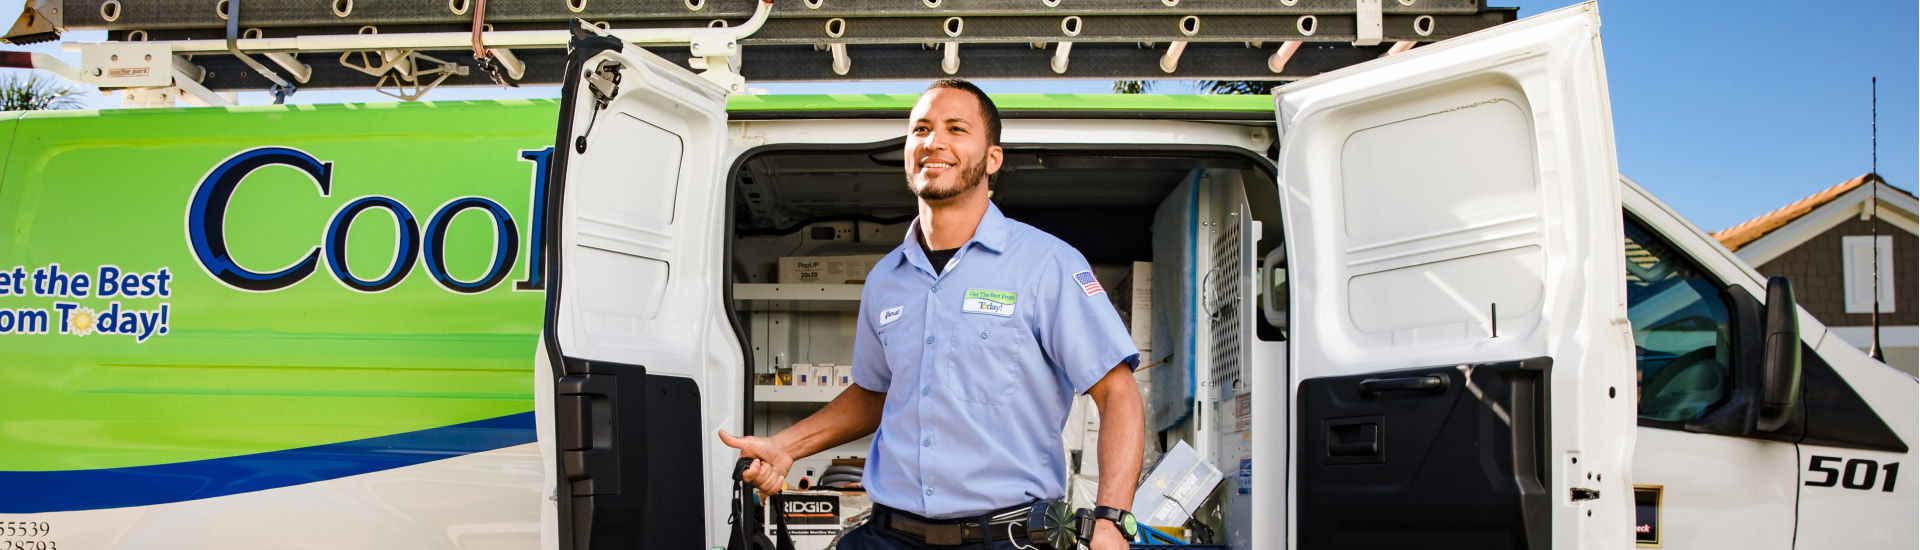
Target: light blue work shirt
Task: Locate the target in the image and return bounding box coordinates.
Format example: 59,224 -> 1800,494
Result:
851,202 -> 1140,519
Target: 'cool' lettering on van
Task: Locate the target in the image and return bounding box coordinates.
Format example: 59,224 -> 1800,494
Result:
186,146 -> 552,293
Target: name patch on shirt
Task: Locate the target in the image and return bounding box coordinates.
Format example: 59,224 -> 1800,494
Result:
961,289 -> 1017,317
879,305 -> 904,327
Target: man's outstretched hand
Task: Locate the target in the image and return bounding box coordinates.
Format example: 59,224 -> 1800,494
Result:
719,430 -> 794,496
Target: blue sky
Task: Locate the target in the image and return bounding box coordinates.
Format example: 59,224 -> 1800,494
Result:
0,1 -> 1912,232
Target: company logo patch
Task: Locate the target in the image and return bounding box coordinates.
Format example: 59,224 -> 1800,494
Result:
880,305 -> 904,327
1073,271 -> 1104,296
961,289 -> 1017,317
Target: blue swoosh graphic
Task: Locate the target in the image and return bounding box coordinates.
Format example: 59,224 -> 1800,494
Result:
0,412 -> 535,513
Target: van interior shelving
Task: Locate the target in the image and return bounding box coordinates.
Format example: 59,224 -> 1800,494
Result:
723,138 -> 1284,547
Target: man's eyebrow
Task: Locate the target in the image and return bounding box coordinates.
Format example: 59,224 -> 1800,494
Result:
910,117 -> 973,125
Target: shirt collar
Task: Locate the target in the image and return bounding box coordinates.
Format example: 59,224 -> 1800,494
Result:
897,202 -> 1011,272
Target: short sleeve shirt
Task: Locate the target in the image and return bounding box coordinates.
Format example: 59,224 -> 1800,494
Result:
850,202 -> 1140,519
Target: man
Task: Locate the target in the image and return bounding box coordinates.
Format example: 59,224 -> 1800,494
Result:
719,79 -> 1143,550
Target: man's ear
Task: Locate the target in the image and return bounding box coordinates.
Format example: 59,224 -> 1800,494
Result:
986,145 -> 1005,175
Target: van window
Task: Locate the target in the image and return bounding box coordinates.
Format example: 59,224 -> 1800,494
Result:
1624,217 -> 1733,423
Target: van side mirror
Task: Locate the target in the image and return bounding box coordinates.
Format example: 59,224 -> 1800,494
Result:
1755,276 -> 1801,431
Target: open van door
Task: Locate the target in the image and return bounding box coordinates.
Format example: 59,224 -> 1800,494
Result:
1275,4 -> 1634,548
536,24 -> 740,550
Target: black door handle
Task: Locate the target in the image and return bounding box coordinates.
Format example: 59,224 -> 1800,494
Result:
1358,374 -> 1449,396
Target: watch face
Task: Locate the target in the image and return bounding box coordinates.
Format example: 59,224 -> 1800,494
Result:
1121,512 -> 1138,537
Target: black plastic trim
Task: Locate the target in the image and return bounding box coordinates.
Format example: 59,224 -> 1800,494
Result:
1296,357 -> 1552,550
1797,344 -> 1909,453
540,29 -> 638,550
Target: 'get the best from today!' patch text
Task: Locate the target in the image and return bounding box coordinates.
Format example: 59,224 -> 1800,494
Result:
0,263 -> 172,342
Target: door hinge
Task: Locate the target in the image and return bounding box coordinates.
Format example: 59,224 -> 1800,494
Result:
1570,487 -> 1601,501
586,59 -> 621,110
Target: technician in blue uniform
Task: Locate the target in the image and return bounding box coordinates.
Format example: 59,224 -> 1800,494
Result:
720,79 -> 1145,550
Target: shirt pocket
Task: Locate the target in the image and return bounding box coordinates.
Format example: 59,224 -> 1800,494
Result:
952,314 -> 1027,405
876,322 -> 918,389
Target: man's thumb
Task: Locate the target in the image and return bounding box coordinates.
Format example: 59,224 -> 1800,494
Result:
717,429 -> 744,448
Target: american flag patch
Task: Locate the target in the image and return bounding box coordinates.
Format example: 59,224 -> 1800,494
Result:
1073,271 -> 1104,296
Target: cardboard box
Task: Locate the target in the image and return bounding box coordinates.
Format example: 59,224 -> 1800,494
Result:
765,491 -> 869,549
1132,440 -> 1222,528
1106,261 -> 1153,357
812,365 -> 834,387
792,363 -> 814,386
1128,261 -> 1153,355
779,255 -> 887,284
833,364 -> 852,387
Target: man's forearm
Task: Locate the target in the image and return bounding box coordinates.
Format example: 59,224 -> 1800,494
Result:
773,383 -> 886,459
1089,366 -> 1145,510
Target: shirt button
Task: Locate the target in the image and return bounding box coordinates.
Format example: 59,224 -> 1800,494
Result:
925,488 -> 935,496
980,330 -> 989,339
931,285 -> 940,293
925,336 -> 935,344
921,386 -> 931,396
922,437 -> 932,447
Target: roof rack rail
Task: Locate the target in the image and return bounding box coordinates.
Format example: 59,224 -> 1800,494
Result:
2,0 -> 1515,104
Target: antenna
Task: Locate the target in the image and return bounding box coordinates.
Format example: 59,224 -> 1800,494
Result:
1868,77 -> 1884,362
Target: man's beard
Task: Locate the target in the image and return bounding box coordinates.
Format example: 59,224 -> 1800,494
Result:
908,153 -> 989,201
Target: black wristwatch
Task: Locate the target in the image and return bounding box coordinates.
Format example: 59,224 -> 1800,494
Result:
1091,506 -> 1138,539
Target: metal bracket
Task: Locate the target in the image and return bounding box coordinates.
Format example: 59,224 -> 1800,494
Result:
170,67 -> 231,106
485,47 -> 526,80
121,86 -> 183,109
585,59 -> 621,110
172,55 -> 206,83
688,28 -> 744,93
79,42 -> 170,87
1353,0 -> 1383,46
263,52 -> 312,83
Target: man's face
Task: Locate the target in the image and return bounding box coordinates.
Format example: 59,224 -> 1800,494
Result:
905,88 -> 1003,203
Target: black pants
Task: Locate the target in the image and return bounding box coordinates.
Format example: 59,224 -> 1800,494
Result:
838,504 -> 1033,550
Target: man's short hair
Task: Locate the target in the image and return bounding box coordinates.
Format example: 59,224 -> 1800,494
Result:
926,78 -> 1002,146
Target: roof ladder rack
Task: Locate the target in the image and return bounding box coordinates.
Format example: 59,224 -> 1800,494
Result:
1,0 -> 1516,105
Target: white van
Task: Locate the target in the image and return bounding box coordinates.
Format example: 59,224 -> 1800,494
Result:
536,4 -> 1913,549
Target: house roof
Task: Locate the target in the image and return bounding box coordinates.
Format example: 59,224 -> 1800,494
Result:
1712,174 -> 1917,251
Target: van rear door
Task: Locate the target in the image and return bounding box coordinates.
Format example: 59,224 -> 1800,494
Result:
537,26 -> 738,549
1274,4 -> 1634,548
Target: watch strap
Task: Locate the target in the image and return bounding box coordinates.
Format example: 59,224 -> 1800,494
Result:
1091,506 -> 1137,538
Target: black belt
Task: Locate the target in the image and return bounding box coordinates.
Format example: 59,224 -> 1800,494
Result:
880,502 -> 1031,546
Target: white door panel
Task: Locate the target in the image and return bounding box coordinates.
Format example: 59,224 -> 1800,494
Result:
554,48 -> 729,377
1631,428 -> 1796,549
1277,4 -> 1634,548
539,31 -> 737,550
